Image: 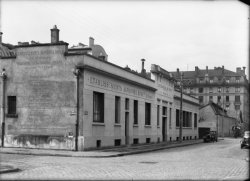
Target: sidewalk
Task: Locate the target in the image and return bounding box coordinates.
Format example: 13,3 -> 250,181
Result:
0,139 -> 203,158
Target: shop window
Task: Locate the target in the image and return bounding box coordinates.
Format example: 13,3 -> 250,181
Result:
93,92 -> 104,123
8,96 -> 16,115
133,100 -> 138,124
145,103 -> 151,125
115,96 -> 121,124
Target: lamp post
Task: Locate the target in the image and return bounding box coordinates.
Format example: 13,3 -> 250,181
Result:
73,67 -> 80,151
1,68 -> 7,147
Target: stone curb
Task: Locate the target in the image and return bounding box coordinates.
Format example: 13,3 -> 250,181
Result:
0,166 -> 21,174
0,140 -> 203,158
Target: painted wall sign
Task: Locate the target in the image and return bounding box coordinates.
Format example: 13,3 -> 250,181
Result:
88,75 -> 154,99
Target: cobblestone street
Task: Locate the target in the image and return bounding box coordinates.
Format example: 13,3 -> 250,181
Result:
0,138 -> 249,180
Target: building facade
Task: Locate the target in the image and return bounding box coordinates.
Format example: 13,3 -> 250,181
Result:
0,26 -> 199,150
199,102 -> 237,138
172,66 -> 249,132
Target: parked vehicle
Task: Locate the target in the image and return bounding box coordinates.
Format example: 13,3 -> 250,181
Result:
240,131 -> 250,149
203,131 -> 218,142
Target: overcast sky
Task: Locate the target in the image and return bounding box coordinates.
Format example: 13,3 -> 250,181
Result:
0,0 -> 249,77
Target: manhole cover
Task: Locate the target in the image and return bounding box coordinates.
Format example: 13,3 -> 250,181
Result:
139,161 -> 158,164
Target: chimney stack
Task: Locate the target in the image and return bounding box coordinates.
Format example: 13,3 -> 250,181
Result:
141,59 -> 146,74
243,67 -> 246,74
50,25 -> 59,43
206,66 -> 208,73
0,32 -> 2,44
177,68 -> 179,74
236,67 -> 241,73
89,37 -> 94,47
195,66 -> 199,72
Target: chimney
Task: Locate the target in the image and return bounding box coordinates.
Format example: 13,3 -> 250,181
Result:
141,59 -> 146,74
89,37 -> 94,47
195,66 -> 199,73
50,25 -> 59,43
177,68 -> 179,74
243,67 -> 246,74
0,32 -> 2,44
206,66 -> 208,73
236,67 -> 241,73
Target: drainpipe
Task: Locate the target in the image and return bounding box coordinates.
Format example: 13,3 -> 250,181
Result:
1,68 -> 7,147
73,67 -> 80,151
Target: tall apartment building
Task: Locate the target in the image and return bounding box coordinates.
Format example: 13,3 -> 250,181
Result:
171,66 -> 249,131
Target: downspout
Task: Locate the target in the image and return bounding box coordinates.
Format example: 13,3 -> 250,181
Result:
1,68 -> 7,147
73,68 -> 80,151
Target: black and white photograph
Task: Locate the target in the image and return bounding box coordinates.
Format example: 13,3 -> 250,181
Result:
0,0 -> 249,180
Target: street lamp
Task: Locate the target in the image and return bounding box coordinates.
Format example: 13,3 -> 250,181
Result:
1,68 -> 7,147
73,67 -> 80,151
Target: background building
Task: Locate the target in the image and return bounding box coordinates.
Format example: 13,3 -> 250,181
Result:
171,66 -> 249,133
199,102 -> 237,138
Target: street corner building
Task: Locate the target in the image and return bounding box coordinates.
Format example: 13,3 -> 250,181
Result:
0,26 -> 199,151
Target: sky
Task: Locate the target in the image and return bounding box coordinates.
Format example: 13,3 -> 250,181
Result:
0,0 -> 249,77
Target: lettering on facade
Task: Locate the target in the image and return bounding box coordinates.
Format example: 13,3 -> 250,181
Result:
16,49 -> 64,65
157,83 -> 174,99
88,76 -> 153,99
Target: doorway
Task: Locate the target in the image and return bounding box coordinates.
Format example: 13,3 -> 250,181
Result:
125,112 -> 129,145
162,117 -> 167,141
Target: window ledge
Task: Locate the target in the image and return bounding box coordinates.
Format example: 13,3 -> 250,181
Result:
6,114 -> 18,118
176,127 -> 192,129
92,122 -> 105,126
144,125 -> 151,128
157,126 -> 160,128
133,124 -> 139,127
114,124 -> 121,127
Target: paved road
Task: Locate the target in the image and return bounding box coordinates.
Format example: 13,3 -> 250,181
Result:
0,138 -> 249,180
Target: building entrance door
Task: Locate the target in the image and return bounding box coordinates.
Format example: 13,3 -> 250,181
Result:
125,112 -> 129,145
162,117 -> 167,141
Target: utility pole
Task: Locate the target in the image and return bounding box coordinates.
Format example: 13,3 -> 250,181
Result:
1,68 -> 7,147
222,76 -> 225,138
179,72 -> 183,142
